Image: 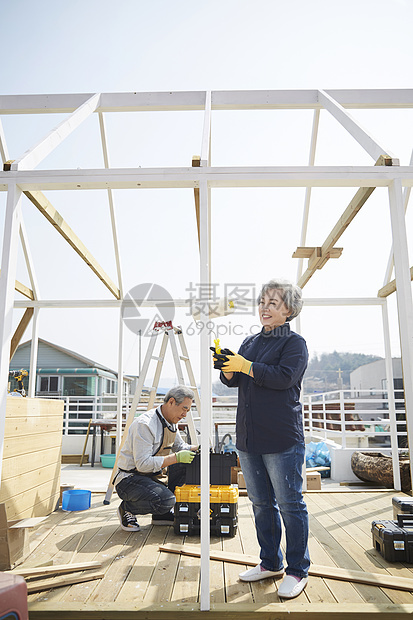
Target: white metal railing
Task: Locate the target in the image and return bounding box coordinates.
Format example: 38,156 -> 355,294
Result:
303,388 -> 406,449
303,388 -> 406,490
38,391 -> 406,456
36,394 -> 239,441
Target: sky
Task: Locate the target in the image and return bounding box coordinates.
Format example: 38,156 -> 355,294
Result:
1,0 -> 413,387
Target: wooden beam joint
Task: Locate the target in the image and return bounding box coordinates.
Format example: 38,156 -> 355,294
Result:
378,265 -> 413,298
293,246 -> 343,271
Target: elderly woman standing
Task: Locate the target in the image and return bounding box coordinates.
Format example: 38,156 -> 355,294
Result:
212,279 -> 310,599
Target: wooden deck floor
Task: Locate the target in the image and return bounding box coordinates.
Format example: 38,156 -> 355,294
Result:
17,489 -> 413,618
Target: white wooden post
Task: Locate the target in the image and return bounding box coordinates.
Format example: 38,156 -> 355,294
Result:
382,300 -> 401,490
116,311 -> 124,448
19,217 -> 40,398
388,178 -> 413,490
199,178 -> 211,612
296,109 -> 320,282
98,112 -> 123,296
28,308 -> 40,397
339,390 -> 346,448
294,315 -> 307,491
383,147 -> 413,286
0,184 -> 23,480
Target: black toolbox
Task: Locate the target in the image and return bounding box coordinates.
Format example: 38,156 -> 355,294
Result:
372,514 -> 413,562
183,451 -> 237,485
392,496 -> 413,520
176,452 -> 239,537
174,484 -> 239,537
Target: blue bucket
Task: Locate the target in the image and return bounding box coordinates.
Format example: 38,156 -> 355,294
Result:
62,489 -> 91,511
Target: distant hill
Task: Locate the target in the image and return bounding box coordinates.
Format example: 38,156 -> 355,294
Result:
304,351 -> 383,392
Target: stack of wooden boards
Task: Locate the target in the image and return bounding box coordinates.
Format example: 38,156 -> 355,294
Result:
0,397 -> 64,569
11,560 -> 104,594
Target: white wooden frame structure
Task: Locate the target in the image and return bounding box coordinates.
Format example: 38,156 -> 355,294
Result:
1,89 -> 413,611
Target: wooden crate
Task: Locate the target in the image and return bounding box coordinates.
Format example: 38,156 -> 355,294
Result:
0,397 -> 64,521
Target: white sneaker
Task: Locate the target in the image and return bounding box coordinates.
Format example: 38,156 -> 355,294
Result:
277,574 -> 308,599
239,563 -> 284,582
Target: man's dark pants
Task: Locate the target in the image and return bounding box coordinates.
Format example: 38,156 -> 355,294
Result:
116,463 -> 186,515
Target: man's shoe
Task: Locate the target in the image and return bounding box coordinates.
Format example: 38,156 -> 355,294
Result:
117,505 -> 140,532
151,511 -> 175,526
239,563 -> 284,582
277,575 -> 308,599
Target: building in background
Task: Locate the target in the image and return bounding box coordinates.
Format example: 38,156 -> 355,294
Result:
9,338 -> 134,398
350,358 -> 404,406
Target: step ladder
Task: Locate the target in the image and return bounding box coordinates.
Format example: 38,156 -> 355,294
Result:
103,320 -> 201,504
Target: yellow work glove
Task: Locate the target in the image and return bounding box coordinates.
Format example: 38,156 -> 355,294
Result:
210,346 -> 232,370
176,450 -> 196,464
212,349 -> 253,375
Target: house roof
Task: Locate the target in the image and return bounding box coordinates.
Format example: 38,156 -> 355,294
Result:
15,338 -> 133,379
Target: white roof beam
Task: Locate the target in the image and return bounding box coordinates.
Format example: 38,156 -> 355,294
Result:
19,218 -> 40,300
297,109 -> 320,282
382,147 -> 413,286
10,93 -> 101,171
2,165 -> 413,191
98,112 -> 123,298
2,89 -> 413,115
200,91 -> 212,167
13,296 -> 386,309
0,124 -> 39,301
318,90 -> 398,164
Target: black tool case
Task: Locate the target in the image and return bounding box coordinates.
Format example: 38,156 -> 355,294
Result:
183,451 -> 237,485
174,484 -> 238,537
392,496 -> 413,520
175,452 -> 239,537
372,514 -> 413,562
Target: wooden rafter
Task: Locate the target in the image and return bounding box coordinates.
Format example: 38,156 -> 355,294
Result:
24,190 -> 120,299
0,270 -> 34,299
10,307 -> 34,360
297,155 -> 393,288
378,265 -> 413,298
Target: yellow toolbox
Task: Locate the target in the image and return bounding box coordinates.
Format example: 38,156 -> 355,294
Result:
174,484 -> 239,537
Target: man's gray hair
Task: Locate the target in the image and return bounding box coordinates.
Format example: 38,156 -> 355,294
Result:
164,385 -> 194,404
258,278 -> 303,322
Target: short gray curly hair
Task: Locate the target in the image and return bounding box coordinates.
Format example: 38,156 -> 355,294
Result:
258,278 -> 303,322
164,385 -> 194,404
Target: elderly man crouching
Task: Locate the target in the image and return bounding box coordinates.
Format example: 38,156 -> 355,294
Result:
114,385 -> 198,531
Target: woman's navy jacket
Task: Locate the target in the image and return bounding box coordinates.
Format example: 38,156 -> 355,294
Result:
220,323 -> 308,454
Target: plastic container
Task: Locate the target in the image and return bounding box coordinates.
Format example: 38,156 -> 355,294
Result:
62,489 -> 91,511
100,454 -> 116,468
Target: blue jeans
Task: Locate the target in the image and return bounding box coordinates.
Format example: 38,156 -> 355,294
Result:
115,463 -> 186,516
238,443 -> 310,578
